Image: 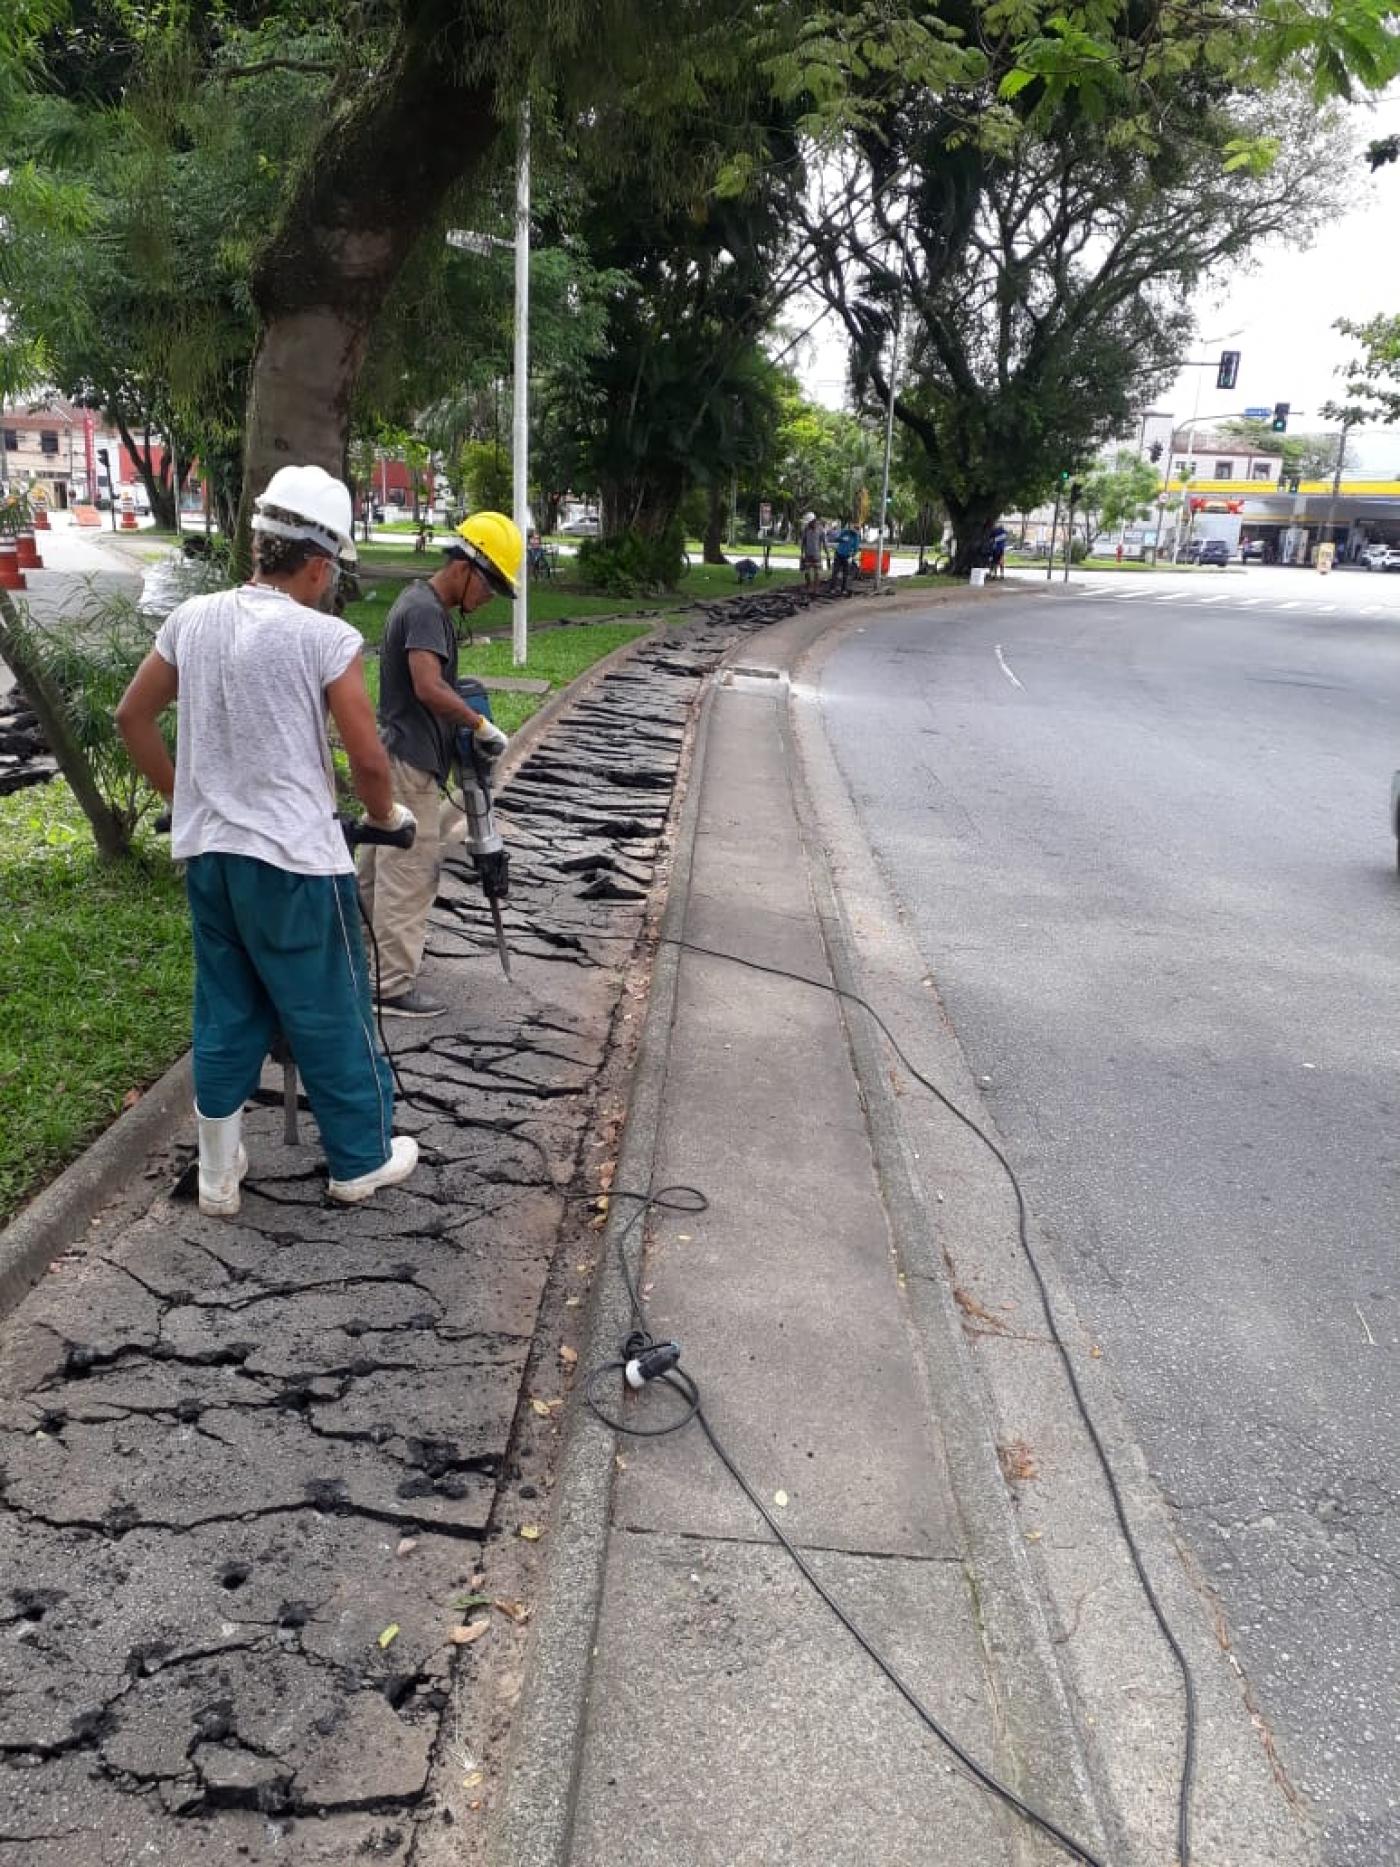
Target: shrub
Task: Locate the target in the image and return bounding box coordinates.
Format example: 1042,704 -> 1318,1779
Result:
575,524 -> 686,596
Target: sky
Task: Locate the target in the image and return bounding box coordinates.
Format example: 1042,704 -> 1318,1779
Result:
798,91 -> 1400,474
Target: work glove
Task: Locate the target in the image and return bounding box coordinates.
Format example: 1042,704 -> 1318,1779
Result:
367,801 -> 417,835
473,718 -> 509,761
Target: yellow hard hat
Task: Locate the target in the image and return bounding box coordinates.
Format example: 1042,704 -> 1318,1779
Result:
452,510 -> 523,597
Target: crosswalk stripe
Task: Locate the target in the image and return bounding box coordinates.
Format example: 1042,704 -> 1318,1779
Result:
1198,595 -> 1234,605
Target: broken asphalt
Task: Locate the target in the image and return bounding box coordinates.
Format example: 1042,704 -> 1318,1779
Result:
0,583 -> 1314,1866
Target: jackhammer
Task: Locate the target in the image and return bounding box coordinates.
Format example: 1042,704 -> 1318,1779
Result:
452,677 -> 512,981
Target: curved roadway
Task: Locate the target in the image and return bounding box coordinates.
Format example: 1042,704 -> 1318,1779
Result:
821,570 -> 1400,1866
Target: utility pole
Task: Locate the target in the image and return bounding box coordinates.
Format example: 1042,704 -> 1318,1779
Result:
1324,416 -> 1354,547
874,305 -> 901,594
512,103 -> 531,667
1046,481 -> 1061,581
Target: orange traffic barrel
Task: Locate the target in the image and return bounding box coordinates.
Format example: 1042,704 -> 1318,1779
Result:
0,542 -> 27,590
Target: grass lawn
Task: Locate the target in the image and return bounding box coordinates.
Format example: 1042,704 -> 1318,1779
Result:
349,619 -> 654,732
0,784 -> 192,1226
342,559 -> 799,652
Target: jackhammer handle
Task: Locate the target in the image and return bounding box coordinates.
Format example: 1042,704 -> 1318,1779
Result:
342,816 -> 417,851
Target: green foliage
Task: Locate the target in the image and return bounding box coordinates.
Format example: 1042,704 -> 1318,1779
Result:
6,586 -> 169,837
1079,450 -> 1161,537
576,525 -> 687,595
0,779 -> 192,1225
459,440 -> 513,513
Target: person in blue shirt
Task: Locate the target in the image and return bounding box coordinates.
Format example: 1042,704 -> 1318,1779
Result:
829,518 -> 861,592
989,523 -> 1009,579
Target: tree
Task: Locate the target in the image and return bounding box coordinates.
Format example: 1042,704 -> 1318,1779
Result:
1079,451 -> 1160,547
1220,417 -> 1358,485
784,0 -> 1400,572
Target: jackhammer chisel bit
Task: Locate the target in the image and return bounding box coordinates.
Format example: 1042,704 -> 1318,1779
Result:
455,679 -> 512,980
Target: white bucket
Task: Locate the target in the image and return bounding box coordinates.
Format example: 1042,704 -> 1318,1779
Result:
969,567 -> 987,588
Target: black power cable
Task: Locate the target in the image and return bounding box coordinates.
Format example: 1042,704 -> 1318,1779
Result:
585,1185 -> 1109,1867
584,935 -> 1202,1867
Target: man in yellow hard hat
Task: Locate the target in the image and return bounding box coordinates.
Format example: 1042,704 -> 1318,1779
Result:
358,511 -> 522,1018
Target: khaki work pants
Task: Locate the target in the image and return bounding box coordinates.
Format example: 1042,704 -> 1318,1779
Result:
357,756 -> 465,1001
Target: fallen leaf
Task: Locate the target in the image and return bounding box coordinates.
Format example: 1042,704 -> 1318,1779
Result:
451,1592 -> 492,1612
615,1454 -> 628,1472
565,1295 -> 582,1308
997,1439 -> 1038,1485
378,1624 -> 400,1649
773,1490 -> 789,1509
598,1160 -> 616,1193
396,1537 -> 419,1557
519,1524 -> 543,1542
450,1622 -> 489,1646
677,1233 -> 692,1242
493,1598 -> 532,1625
1025,1529 -> 1043,1543
529,1398 -> 553,1418
1090,1346 -> 1103,1359
121,1087 -> 142,1112
576,1260 -> 595,1276
462,1768 -> 485,1790
558,1345 -> 578,1368
470,1571 -> 486,1588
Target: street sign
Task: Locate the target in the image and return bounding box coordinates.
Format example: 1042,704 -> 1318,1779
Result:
1244,406 -> 1271,419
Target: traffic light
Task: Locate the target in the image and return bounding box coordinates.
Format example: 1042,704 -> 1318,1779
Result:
1058,470 -> 1070,487
1271,402 -> 1290,433
1217,349 -> 1240,391
1148,440 -> 1163,463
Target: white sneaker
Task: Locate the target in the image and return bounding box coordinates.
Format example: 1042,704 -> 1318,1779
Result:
327,1135 -> 419,1205
196,1107 -> 249,1218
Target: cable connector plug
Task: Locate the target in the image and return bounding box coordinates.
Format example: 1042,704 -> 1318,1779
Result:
625,1340 -> 682,1390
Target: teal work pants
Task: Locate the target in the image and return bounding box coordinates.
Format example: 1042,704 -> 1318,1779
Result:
185,853 -> 395,1182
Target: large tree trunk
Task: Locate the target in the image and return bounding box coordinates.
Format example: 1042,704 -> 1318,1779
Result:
946,498 -> 1001,577
234,6 -> 504,566
702,481 -> 728,565
0,589 -> 130,860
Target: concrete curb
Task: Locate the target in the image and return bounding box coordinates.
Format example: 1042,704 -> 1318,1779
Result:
0,1049 -> 193,1319
485,685 -> 717,1867
776,646 -> 1114,1857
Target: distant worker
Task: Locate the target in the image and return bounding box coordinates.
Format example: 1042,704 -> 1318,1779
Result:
799,510 -> 823,594
115,465 -> 419,1214
358,512 -> 518,1019
829,518 -> 861,593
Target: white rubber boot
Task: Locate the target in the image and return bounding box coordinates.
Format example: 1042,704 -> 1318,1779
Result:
196,1107 -> 248,1218
327,1135 -> 419,1205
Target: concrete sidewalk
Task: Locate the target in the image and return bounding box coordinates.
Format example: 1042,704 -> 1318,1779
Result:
490,611 -> 1101,1866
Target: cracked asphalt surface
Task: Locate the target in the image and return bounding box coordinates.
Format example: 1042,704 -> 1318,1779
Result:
0,603 -> 788,1863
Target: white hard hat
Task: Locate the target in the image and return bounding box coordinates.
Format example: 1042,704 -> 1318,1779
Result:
803,510 -> 816,524
252,464 -> 358,565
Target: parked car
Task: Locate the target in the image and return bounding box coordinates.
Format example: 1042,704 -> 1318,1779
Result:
1188,538 -> 1230,566
1240,538 -> 1266,563
1362,544 -> 1400,571
559,514 -> 600,536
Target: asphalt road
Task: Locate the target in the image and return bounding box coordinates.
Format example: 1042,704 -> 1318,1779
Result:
821,574 -> 1400,1867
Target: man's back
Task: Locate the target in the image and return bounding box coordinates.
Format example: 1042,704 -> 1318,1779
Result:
156,584 -> 360,875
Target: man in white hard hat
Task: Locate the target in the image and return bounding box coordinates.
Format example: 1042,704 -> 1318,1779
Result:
117,464 -> 419,1214
358,511 -> 518,1019
799,510 -> 823,593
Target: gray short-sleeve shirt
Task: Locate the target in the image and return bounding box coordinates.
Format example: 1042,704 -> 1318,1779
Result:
378,581 -> 458,782
155,584 -> 361,876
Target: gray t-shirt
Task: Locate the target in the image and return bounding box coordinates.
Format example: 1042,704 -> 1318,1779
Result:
378,580 -> 458,782
155,584 -> 361,876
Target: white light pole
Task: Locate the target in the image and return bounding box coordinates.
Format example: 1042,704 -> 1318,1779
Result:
512,104 -> 530,667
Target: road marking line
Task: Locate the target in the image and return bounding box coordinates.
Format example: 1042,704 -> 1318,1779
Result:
1154,592 -> 1191,601
1276,601 -> 1307,610
1311,605 -> 1337,614
1362,605 -> 1384,615
994,644 -> 1024,690
1198,595 -> 1234,605
1237,597 -> 1271,606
